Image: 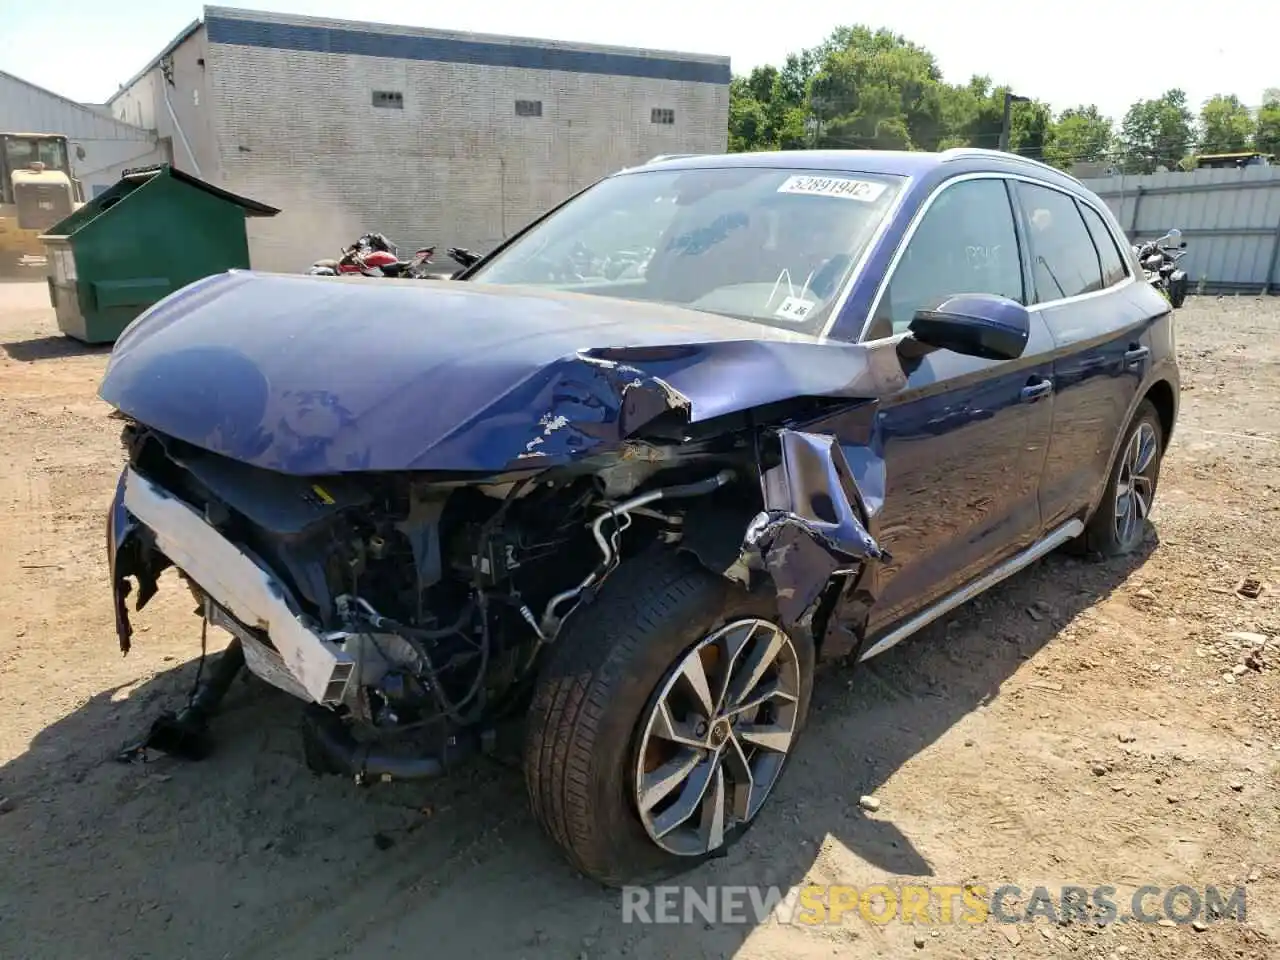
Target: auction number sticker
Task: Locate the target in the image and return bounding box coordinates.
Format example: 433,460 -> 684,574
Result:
777,175 -> 886,202
774,296 -> 817,322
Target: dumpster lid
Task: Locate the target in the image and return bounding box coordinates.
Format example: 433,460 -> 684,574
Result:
120,163 -> 280,217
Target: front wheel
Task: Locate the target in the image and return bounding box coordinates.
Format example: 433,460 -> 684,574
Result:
523,551 -> 813,887
1082,400 -> 1164,557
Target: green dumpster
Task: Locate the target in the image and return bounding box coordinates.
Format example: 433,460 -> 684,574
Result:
39,163 -> 279,344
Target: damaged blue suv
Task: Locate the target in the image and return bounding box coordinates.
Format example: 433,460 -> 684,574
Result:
101,148 -> 1179,886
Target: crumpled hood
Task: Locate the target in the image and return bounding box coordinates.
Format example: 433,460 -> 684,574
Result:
100,270 -> 902,475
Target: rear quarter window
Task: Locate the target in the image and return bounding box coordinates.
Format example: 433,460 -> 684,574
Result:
1078,202 -> 1129,288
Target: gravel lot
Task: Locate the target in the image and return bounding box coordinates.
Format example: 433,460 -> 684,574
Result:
0,281 -> 1276,960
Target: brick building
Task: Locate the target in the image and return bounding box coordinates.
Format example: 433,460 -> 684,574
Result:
108,6 -> 731,271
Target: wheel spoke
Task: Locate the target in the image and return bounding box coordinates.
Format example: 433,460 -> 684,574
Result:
1116,493 -> 1135,542
725,678 -> 797,718
677,653 -> 716,717
1134,426 -> 1157,473
1127,432 -> 1144,473
696,765 -> 727,852
649,754 -> 719,839
1115,488 -> 1131,519
737,723 -> 793,754
1133,475 -> 1153,519
639,748 -> 702,814
650,701 -> 708,748
725,625 -> 785,709
720,729 -> 756,821
714,620 -> 761,712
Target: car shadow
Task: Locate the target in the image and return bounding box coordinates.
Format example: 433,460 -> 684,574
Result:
0,536 -> 1156,959
1,334 -> 111,362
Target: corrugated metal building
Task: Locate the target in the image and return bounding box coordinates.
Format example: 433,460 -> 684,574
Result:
0,70 -> 165,197
108,6 -> 731,271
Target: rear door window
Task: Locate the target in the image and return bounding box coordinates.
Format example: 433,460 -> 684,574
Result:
1078,202 -> 1129,288
1015,182 -> 1105,302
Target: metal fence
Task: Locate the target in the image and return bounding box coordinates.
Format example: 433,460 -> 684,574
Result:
1080,167 -> 1280,295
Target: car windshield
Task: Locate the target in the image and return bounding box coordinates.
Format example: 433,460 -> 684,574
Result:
470,166 -> 905,333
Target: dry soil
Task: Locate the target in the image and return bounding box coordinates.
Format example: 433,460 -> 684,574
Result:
0,281 -> 1276,959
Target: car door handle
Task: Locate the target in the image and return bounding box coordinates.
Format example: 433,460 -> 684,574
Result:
1124,345 -> 1151,366
1021,378 -> 1053,402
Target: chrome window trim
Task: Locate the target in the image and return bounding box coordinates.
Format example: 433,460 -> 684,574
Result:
855,170 -> 1136,344
815,175 -> 915,340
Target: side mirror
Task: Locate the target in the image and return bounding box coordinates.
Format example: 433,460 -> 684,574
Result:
908,293 -> 1030,361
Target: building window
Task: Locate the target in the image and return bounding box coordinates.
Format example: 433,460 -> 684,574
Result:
651,108 -> 675,125
372,90 -> 404,109
515,99 -> 543,118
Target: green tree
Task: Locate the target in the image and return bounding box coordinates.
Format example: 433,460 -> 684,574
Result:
1008,97 -> 1053,157
933,76 -> 1006,150
1256,100 -> 1280,156
1043,105 -> 1113,169
1198,94 -> 1255,153
807,26 -> 946,151
1251,88 -> 1280,157
727,66 -> 812,152
728,76 -> 767,152
1117,89 -> 1196,173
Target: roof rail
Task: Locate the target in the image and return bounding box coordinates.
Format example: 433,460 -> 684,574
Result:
645,153 -> 701,164
940,147 -> 1081,183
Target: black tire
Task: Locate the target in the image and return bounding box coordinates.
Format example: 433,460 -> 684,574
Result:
1082,400 -> 1164,557
1169,280 -> 1187,309
523,549 -> 814,887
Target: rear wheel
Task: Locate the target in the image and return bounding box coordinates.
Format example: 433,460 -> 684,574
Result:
1083,400 -> 1164,557
523,550 -> 813,887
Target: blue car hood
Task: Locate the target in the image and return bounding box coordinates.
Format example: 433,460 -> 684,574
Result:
99,271 -> 901,475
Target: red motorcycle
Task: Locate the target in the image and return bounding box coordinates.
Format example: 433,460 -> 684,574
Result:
310,233 -> 436,278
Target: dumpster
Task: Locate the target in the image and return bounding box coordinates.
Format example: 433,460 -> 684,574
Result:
40,163 -> 279,343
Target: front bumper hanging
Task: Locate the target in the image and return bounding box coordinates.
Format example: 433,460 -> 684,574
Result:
107,466 -> 354,705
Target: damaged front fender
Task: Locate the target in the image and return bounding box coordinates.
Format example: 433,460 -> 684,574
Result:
739,429 -> 886,652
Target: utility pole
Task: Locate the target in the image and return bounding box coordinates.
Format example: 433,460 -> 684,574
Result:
998,91 -> 1031,152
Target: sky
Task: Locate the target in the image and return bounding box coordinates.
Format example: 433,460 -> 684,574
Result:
0,0 -> 1274,122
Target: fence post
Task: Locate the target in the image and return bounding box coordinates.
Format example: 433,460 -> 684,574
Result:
1265,214 -> 1280,296
1129,186 -> 1145,239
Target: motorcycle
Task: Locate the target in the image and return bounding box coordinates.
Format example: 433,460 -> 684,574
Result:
310,233 -> 437,279
1133,228 -> 1189,308
446,246 -> 483,270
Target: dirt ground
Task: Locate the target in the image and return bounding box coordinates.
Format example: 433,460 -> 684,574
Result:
0,280 -> 1276,960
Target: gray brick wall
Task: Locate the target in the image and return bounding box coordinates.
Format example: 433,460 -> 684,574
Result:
205,32 -> 728,271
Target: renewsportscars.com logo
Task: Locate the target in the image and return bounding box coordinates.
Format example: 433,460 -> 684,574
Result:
621,883 -> 1248,927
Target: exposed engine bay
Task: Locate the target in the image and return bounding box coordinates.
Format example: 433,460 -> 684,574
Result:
110,416 -> 885,778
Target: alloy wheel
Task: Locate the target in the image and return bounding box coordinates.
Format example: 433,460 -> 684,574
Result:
633,618 -> 800,857
1114,421 -> 1158,546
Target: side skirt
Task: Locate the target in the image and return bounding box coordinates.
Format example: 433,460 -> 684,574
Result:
857,518 -> 1085,662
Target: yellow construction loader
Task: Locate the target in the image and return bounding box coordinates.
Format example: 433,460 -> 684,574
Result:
0,132 -> 84,274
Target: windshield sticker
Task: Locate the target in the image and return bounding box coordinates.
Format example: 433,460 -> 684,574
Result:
777,175 -> 886,202
775,296 -> 817,322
